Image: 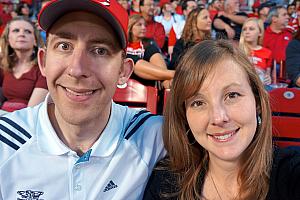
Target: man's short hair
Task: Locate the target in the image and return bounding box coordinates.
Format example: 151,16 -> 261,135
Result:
266,5 -> 286,24
182,0 -> 196,11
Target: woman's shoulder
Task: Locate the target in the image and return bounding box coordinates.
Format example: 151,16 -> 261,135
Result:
267,147 -> 300,199
143,158 -> 180,200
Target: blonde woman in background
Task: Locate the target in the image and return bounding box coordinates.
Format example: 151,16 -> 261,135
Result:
240,17 -> 272,85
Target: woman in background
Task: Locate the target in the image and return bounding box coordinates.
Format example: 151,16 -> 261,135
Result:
170,7 -> 211,69
240,17 -> 272,85
0,16 -> 47,112
127,14 -> 174,88
144,40 -> 300,199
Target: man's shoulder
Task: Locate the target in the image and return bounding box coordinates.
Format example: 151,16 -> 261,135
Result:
0,106 -> 41,167
122,109 -> 163,141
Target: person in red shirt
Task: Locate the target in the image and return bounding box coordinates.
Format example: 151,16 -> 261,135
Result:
0,16 -> 47,112
240,18 -> 272,85
139,0 -> 166,49
263,5 -> 292,63
208,0 -> 222,20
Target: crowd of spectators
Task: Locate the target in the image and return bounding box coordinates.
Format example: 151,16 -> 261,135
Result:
1,0 -> 300,113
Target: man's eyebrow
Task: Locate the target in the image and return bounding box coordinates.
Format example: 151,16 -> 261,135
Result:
51,31 -> 77,40
88,38 -> 116,47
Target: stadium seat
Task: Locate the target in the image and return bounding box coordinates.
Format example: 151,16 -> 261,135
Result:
269,88 -> 300,147
113,79 -> 158,114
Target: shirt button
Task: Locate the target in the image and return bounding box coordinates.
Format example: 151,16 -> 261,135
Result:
74,184 -> 82,191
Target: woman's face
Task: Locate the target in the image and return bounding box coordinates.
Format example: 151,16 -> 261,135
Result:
131,18 -> 146,41
8,20 -> 36,51
242,20 -> 261,45
196,9 -> 212,32
185,59 -> 257,164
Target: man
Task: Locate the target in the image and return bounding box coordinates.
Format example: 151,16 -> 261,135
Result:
213,0 -> 247,41
0,0 -> 165,199
208,0 -> 222,20
263,5 -> 292,63
140,0 -> 166,49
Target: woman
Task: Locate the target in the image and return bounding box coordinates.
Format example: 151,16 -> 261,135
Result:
0,16 -> 47,112
127,14 -> 174,88
170,7 -> 211,69
144,40 -> 300,199
240,17 -> 272,85
286,29 -> 300,88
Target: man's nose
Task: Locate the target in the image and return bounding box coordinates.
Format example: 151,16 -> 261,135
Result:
67,48 -> 91,78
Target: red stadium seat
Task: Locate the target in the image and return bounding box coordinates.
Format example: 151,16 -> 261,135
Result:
269,88 -> 300,147
113,79 -> 158,114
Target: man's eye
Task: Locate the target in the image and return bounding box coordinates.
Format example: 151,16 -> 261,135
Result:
57,43 -> 70,51
93,48 -> 108,55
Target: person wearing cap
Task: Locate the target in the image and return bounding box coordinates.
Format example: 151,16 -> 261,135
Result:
0,0 -> 165,199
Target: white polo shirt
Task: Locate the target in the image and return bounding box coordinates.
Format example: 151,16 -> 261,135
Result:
0,95 -> 165,200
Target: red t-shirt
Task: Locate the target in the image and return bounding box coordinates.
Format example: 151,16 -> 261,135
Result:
145,20 -> 166,49
0,66 -> 47,110
249,47 -> 272,71
168,27 -> 177,47
209,10 -> 218,21
263,27 -> 292,62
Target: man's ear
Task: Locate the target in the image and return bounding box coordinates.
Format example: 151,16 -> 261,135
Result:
38,48 -> 46,77
118,58 -> 134,85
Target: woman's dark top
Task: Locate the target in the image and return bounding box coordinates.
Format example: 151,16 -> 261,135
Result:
169,39 -> 196,70
143,147 -> 300,200
126,38 -> 161,87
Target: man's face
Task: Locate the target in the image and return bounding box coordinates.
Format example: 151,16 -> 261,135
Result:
259,7 -> 269,22
274,8 -> 289,29
212,0 -> 222,10
38,12 -> 132,126
184,1 -> 197,17
287,5 -> 296,16
226,0 -> 239,13
140,0 -> 155,17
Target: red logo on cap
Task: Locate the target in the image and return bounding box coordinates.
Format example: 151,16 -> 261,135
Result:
95,0 -> 110,6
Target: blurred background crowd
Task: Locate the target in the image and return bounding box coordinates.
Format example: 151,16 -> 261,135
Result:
0,0 -> 300,114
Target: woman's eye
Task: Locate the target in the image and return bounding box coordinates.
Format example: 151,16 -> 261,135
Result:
227,92 -> 241,100
24,29 -> 32,34
190,100 -> 204,107
12,28 -> 19,33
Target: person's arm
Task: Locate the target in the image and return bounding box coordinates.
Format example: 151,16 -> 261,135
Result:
213,18 -> 235,39
27,88 -> 48,107
219,12 -> 247,25
134,58 -> 175,80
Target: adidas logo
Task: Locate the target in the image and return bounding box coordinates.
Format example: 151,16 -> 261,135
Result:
103,180 -> 118,192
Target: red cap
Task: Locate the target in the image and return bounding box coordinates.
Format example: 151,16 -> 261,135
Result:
252,1 -> 260,9
38,0 -> 128,49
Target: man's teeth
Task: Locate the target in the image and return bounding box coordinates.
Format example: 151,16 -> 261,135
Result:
65,88 -> 93,96
213,132 -> 234,140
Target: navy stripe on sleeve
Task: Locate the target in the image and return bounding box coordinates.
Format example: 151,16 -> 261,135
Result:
125,109 -> 149,132
0,124 -> 27,144
125,114 -> 155,140
0,117 -> 31,139
0,134 -> 19,150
